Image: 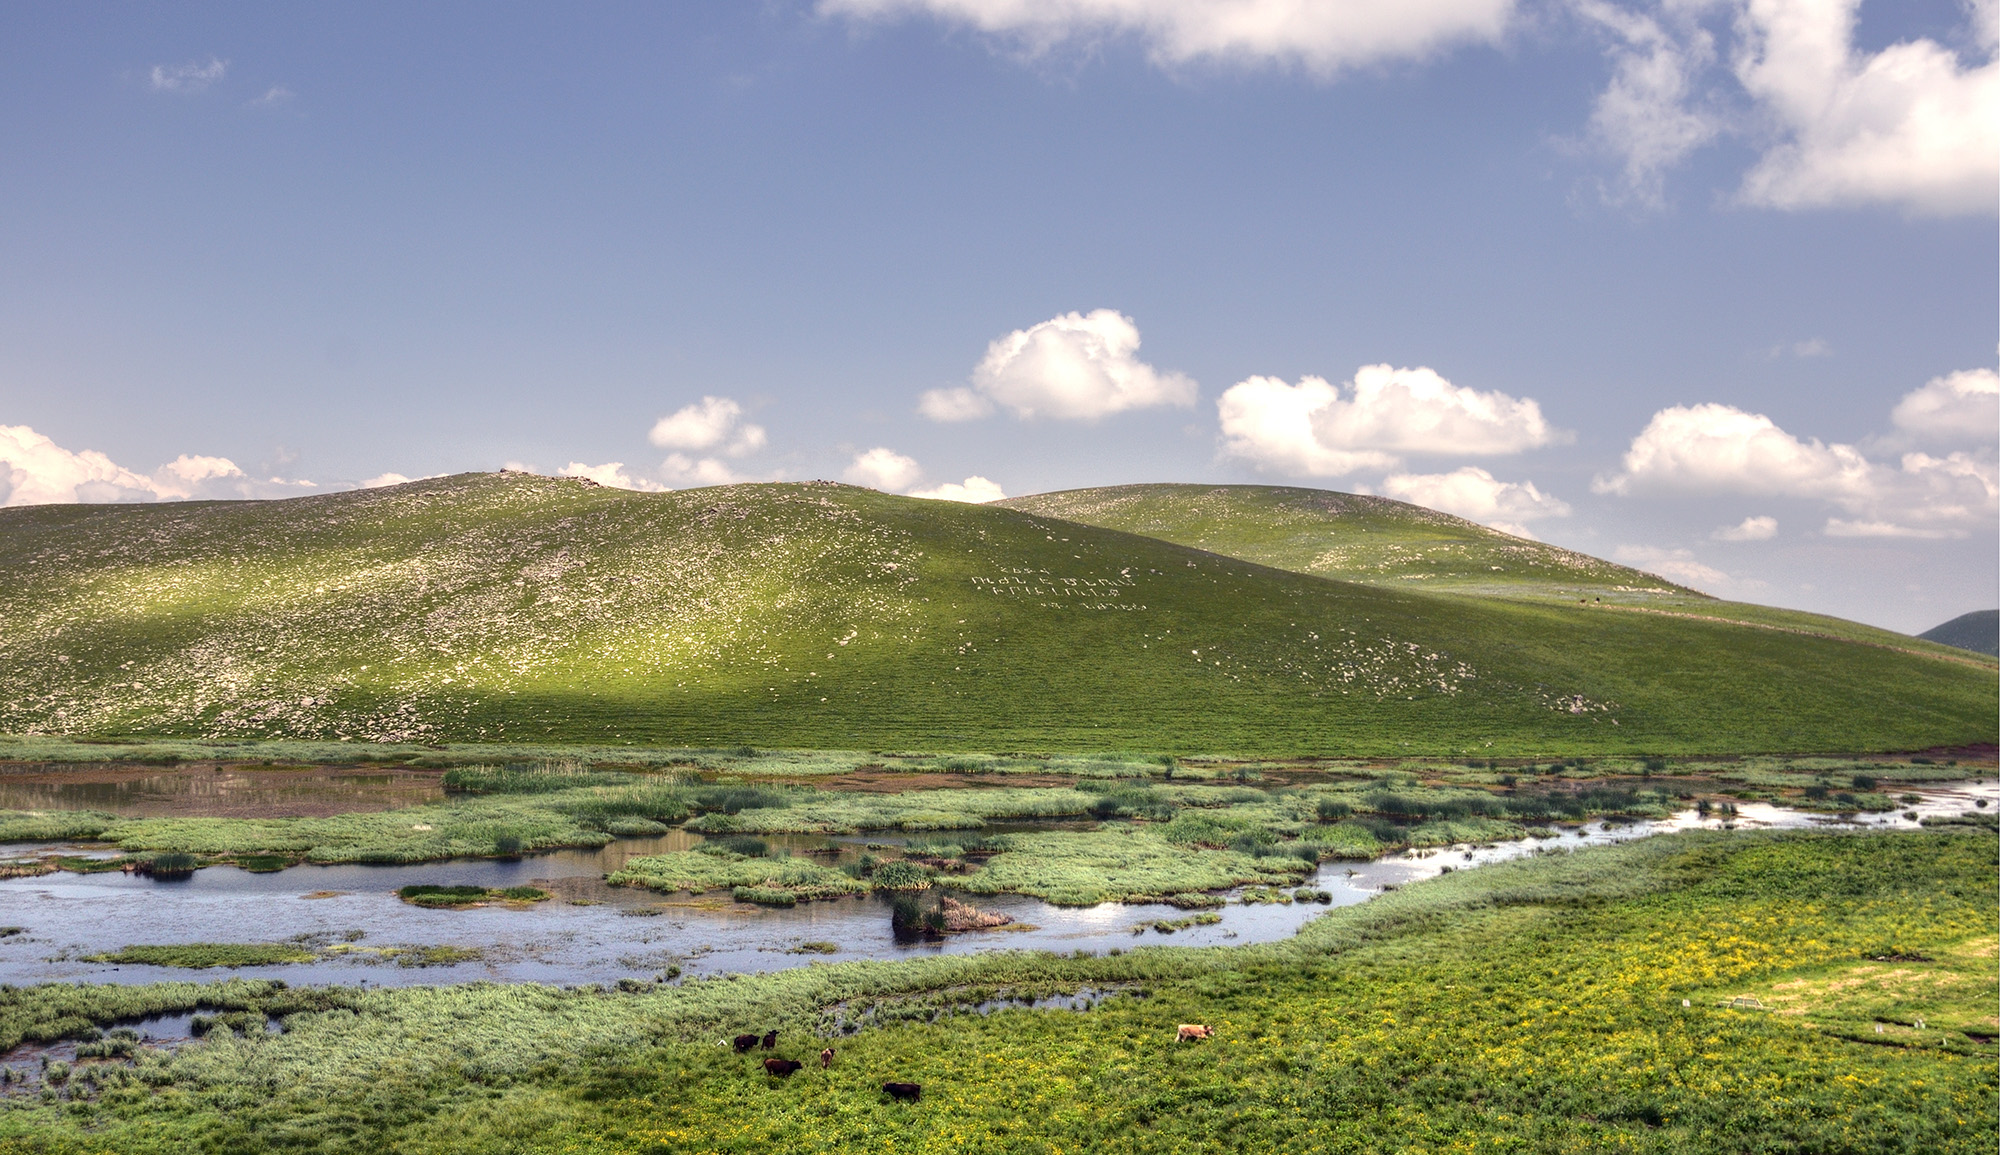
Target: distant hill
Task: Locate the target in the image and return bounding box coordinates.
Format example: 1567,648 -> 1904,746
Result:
1918,610 -> 2000,657
998,483 -> 1695,598
998,483 -> 1973,655
0,472 -> 1990,755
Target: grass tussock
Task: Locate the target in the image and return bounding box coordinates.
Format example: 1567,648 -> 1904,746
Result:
80,943 -> 315,969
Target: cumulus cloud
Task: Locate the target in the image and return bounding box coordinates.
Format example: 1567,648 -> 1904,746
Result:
909,476 -> 1008,502
1217,365 -> 1566,477
1734,0 -> 2000,215
916,387 -> 995,422
0,425 -> 315,507
1378,466 -> 1571,539
556,461 -> 669,491
150,58 -> 227,93
843,447 -> 924,491
1582,0 -> 1998,216
648,396 -> 767,456
1594,403 -> 1873,499
362,473 -> 417,489
1712,514 -> 1778,540
822,0 -> 1516,75
1890,368 -> 1999,444
1612,544 -> 1730,590
922,310 -> 1195,422
1596,397 -> 1998,537
660,453 -> 748,486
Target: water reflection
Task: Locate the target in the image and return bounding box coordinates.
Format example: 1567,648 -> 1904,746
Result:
0,763 -> 446,818
0,779 -> 1989,991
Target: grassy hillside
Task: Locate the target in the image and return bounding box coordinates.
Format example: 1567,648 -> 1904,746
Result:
0,473 -> 1990,755
997,483 -> 1694,598
1921,610 -> 2000,657
999,483 -> 1985,658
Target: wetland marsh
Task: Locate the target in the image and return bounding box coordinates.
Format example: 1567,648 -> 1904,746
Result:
2,755 -> 1990,989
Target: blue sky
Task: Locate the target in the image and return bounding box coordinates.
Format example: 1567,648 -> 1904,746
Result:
0,1 -> 1993,632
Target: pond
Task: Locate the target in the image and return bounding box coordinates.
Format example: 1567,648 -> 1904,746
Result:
0,776 -> 1991,991
0,762 -> 447,818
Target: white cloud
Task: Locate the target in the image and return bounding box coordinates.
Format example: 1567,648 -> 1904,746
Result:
1379,466 -> 1571,539
1576,0 -> 1722,205
1822,518 -> 1956,539
660,453 -> 747,486
247,85 -> 294,108
0,425 -> 315,507
844,447 -> 924,491
916,386 -> 996,422
1217,376 -> 1398,476
556,461 -> 669,491
923,309 -> 1195,422
1217,365 -> 1566,477
1734,0 -> 2000,215
150,58 -> 227,93
1712,514 -> 1778,540
1597,401 -> 1998,536
1612,544 -> 1730,590
1764,337 -> 1830,359
362,473 -> 417,489
1583,0 -> 1999,216
1595,402 -> 1874,499
1890,368 -> 1999,444
909,476 -> 1008,502
822,0 -> 1516,75
648,396 -> 767,456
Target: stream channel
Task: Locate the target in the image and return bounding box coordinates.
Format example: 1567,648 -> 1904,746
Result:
0,766 -> 1992,992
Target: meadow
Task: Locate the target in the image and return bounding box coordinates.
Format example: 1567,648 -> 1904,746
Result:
0,827 -> 1990,1153
0,474 -> 1990,756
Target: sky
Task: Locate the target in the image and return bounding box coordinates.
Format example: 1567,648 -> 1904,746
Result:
0,0 -> 1994,633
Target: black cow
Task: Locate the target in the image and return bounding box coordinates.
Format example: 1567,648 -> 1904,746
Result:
882,1081 -> 922,1102
761,1030 -> 778,1050
764,1058 -> 804,1077
732,1034 -> 760,1053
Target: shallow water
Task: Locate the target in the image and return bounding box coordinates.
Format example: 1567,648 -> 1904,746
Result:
0,763 -> 447,818
0,780 -> 1989,991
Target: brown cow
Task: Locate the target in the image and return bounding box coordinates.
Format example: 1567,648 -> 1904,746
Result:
764,1058 -> 804,1077
882,1081 -> 922,1102
761,1030 -> 778,1050
1175,1024 -> 1213,1042
732,1034 -> 760,1053
820,1047 -> 835,1069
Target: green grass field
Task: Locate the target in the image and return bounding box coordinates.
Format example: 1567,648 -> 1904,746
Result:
0,473 -> 1990,755
1,828 -> 1991,1153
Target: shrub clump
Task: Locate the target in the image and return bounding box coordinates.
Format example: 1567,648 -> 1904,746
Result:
868,860 -> 937,891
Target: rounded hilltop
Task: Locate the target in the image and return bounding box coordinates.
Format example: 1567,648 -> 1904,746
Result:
0,471 -> 1989,755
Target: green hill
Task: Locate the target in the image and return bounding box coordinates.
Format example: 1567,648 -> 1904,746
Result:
997,483 -> 1982,657
0,473 -> 1990,755
998,483 -> 1692,599
1920,610 -> 2000,657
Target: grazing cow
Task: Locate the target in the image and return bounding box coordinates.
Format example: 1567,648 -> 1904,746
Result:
732,1034 -> 760,1053
1176,1024 -> 1213,1042
820,1047 -> 835,1070
882,1081 -> 922,1102
761,1030 -> 778,1050
764,1058 -> 804,1077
